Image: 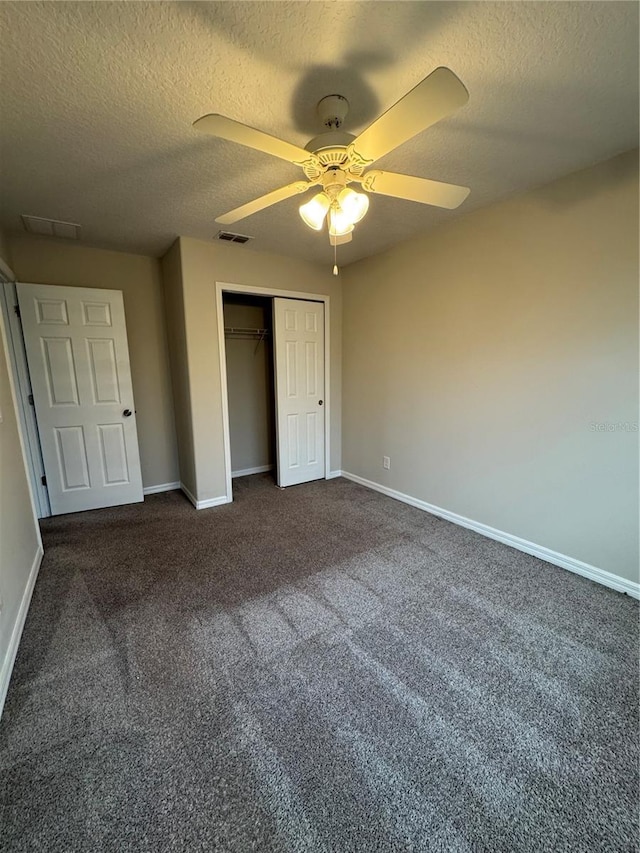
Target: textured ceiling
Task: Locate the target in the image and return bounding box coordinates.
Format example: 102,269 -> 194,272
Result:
0,1 -> 638,266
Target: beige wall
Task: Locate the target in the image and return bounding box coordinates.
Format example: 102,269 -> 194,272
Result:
164,237 -> 341,501
342,150 -> 639,583
0,229 -> 12,268
223,299 -> 274,474
0,232 -> 41,713
9,234 -> 179,489
160,239 -> 195,492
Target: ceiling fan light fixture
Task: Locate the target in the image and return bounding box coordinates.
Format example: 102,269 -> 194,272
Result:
197,66 -> 471,258
337,187 -> 369,224
329,231 -> 352,246
299,193 -> 330,230
328,206 -> 355,238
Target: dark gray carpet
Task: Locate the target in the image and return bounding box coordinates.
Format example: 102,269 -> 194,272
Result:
1,475 -> 638,852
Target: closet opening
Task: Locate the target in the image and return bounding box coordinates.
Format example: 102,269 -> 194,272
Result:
218,282 -> 330,502
222,293 -> 276,483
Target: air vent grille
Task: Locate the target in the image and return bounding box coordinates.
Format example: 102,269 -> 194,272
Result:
215,230 -> 253,244
21,215 -> 81,239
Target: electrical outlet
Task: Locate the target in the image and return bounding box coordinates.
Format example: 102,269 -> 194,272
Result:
383,456 -> 390,470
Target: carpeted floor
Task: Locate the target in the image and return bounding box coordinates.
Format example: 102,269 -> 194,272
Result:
1,474 -> 638,852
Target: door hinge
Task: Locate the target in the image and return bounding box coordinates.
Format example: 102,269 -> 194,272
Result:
41,475 -> 47,487
14,304 -> 20,318
28,393 -> 34,406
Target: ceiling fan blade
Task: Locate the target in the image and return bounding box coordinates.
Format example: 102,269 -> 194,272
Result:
194,114 -> 315,166
349,67 -> 468,167
361,170 -> 470,209
216,181 -> 315,225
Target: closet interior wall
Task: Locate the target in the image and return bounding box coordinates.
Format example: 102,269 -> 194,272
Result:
222,295 -> 275,478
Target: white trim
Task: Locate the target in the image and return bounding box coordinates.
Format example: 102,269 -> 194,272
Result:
0,254 -> 15,283
180,482 -> 230,510
180,482 -> 198,507
323,299 -> 331,483
0,546 -> 43,718
195,495 -> 230,510
232,464 -> 273,478
215,283 -> 233,504
217,281 -> 331,302
0,282 -> 50,518
143,481 -> 180,495
341,471 -> 639,599
327,469 -> 343,479
215,281 -> 331,505
0,298 -> 43,549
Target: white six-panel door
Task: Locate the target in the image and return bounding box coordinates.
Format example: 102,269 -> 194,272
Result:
17,283 -> 143,515
273,298 -> 325,487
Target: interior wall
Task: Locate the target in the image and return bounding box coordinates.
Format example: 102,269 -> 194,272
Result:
342,149 -> 639,584
223,298 -> 274,475
165,236 -> 341,502
0,229 -> 12,269
160,239 -> 195,494
8,234 -> 179,490
0,231 -> 42,714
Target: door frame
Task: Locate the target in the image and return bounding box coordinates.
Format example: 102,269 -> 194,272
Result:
0,279 -> 50,517
215,281 -> 331,503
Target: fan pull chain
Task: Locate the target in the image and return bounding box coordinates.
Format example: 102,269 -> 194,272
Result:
332,240 -> 338,276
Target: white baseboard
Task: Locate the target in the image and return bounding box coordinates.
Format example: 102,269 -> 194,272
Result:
327,470 -> 343,479
180,482 -> 231,511
341,471 -> 639,599
196,495 -> 231,510
232,465 -> 272,478
0,545 -> 44,719
143,481 -> 180,495
180,482 -> 199,508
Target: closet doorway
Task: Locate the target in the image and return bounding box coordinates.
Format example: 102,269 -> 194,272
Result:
223,293 -> 276,480
216,282 -> 331,502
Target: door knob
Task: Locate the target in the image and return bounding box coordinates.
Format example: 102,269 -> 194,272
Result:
319,400 -> 323,406
123,409 -> 132,417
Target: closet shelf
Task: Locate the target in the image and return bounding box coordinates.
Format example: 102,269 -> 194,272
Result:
224,327 -> 270,338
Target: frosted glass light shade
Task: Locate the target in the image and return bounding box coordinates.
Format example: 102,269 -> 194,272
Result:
328,207 -> 354,237
337,188 -> 369,223
299,193 -> 330,230
330,231 -> 353,246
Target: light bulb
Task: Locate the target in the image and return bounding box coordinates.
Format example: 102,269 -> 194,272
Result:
328,207 -> 354,237
337,188 -> 369,224
299,193 -> 330,230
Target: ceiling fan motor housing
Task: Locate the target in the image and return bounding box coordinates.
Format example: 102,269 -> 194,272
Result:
304,130 -> 356,161
317,94 -> 349,129
304,94 -> 355,165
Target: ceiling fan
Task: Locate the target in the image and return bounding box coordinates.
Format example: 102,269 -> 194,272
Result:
193,67 -> 470,251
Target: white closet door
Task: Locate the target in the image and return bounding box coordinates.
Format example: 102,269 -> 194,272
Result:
17,283 -> 143,515
273,298 -> 325,487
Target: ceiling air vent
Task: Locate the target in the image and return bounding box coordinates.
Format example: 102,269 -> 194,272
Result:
215,230 -> 253,245
21,215 -> 81,240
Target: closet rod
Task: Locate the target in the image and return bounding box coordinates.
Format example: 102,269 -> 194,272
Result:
224,326 -> 270,336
